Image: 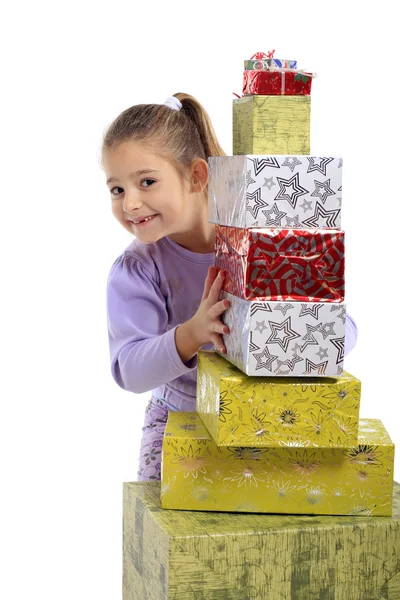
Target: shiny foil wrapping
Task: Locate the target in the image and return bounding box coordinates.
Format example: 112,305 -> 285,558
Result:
243,69 -> 313,95
215,226 -> 345,302
196,350 -> 360,447
219,292 -> 346,377
161,411 -> 395,516
208,154 -> 342,229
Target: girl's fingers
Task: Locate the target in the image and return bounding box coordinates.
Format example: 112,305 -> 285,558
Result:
210,298 -> 231,318
212,321 -> 230,335
207,269 -> 226,304
210,333 -> 227,354
201,266 -> 218,301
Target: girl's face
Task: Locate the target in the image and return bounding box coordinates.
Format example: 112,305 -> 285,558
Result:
103,141 -> 206,246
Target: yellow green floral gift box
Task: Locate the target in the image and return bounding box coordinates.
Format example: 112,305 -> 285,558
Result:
161,411 -> 394,516
197,350 -> 361,448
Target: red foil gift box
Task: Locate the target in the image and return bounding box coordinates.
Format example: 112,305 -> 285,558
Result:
215,226 -> 345,302
242,69 -> 313,96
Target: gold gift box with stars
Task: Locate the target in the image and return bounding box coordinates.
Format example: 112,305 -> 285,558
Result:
196,350 -> 360,448
161,411 -> 394,516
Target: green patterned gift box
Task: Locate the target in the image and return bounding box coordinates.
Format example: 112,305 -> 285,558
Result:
123,480 -> 400,600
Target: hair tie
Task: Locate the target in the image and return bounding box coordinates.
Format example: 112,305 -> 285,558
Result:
164,96 -> 182,111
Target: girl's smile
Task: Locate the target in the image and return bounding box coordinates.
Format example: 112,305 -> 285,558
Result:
128,214 -> 159,226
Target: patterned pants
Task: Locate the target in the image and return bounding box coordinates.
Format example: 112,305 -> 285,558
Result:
137,397 -> 169,481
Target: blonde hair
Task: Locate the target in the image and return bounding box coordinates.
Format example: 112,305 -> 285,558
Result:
101,93 -> 225,191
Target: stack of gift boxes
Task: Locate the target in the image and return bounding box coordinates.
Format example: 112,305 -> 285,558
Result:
161,52 -> 395,516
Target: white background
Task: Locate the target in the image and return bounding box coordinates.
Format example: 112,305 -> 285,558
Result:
1,1 -> 399,598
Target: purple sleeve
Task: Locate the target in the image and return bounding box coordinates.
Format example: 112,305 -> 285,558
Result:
344,312 -> 358,356
106,254 -> 197,394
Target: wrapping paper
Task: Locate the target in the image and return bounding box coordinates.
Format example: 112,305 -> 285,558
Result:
215,225 -> 345,302
219,292 -> 346,377
244,58 -> 297,70
233,96 -> 311,155
209,154 -> 342,229
161,412 -> 395,516
125,481 -> 400,599
196,350 -> 360,448
243,69 -> 313,95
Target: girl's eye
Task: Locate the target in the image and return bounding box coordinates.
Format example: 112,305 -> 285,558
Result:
141,178 -> 155,187
110,179 -> 155,196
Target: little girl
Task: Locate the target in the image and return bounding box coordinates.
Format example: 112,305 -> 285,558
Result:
102,93 -> 358,481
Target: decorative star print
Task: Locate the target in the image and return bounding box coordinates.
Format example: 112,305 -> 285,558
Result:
274,173 -> 309,209
300,323 -> 323,352
302,202 -> 341,227
337,185 -> 342,206
330,336 -> 345,363
274,303 -> 294,316
255,320 -> 268,334
285,215 -> 301,227
266,317 -> 301,352
276,354 -> 303,371
274,366 -> 291,375
246,188 -> 269,219
316,347 -> 329,359
306,157 -> 334,176
246,170 -> 256,187
249,331 -> 260,353
310,179 -> 336,204
304,359 -> 328,375
299,303 -> 323,320
282,156 -> 302,172
261,203 -> 287,226
300,199 -> 313,213
263,177 -> 276,190
250,157 -> 280,176
250,302 -> 272,317
320,322 -> 336,339
331,304 -> 346,323
253,346 -> 278,372
291,343 -> 303,355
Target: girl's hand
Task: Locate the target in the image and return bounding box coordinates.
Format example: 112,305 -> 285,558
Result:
189,266 -> 231,354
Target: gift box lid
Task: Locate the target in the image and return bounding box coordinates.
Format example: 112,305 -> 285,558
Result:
165,410 -> 393,448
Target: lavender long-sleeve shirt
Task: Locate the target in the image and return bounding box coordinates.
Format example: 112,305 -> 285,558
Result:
107,236 -> 358,412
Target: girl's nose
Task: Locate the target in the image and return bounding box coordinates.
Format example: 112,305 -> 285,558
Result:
123,191 -> 143,213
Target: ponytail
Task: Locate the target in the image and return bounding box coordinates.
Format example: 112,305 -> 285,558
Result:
102,93 -> 225,186
174,92 -> 225,159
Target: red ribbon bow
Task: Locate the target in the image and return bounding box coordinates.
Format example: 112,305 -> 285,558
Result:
250,50 -> 276,60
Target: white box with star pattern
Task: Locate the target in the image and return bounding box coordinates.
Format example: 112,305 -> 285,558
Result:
208,155 -> 342,229
219,291 -> 346,377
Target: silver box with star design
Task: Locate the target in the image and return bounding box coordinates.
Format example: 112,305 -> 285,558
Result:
208,154 -> 342,229
219,292 -> 346,377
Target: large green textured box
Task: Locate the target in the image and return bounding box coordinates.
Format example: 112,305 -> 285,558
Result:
123,481 -> 400,600
233,95 -> 311,155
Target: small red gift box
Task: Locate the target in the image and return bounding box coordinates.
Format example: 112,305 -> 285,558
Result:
243,69 -> 313,96
215,226 -> 345,302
